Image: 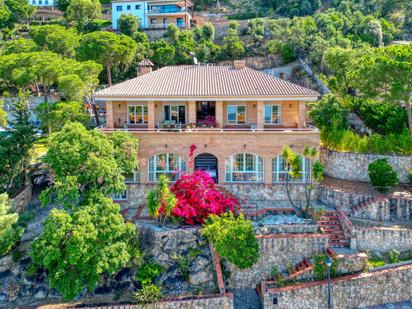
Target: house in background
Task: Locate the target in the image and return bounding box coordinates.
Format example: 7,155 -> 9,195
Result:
95,59 -> 320,193
111,0 -> 193,30
29,0 -> 55,6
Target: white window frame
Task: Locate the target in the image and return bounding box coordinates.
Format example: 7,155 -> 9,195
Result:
225,153 -> 264,183
272,155 -> 311,183
227,105 -> 246,125
116,5 -> 123,11
163,104 -> 186,124
128,105 -> 148,125
135,4 -> 141,9
113,190 -> 127,201
264,104 -> 282,125
124,171 -> 141,183
148,153 -> 186,182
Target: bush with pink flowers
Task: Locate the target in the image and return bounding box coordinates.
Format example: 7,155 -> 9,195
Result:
168,170 -> 239,225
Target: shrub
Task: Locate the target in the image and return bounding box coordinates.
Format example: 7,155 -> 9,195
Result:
0,193 -> 24,256
321,127 -> 412,155
388,250 -> 400,264
408,169 -> 412,184
176,255 -> 190,280
170,171 -> 238,225
202,213 -> 259,269
147,175 -> 177,226
368,159 -> 399,192
313,254 -> 338,281
133,284 -> 162,304
308,94 -> 348,130
135,262 -> 164,286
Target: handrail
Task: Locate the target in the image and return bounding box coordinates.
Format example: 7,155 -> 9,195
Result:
99,126 -> 319,133
335,205 -> 355,239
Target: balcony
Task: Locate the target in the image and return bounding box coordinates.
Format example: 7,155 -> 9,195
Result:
146,22 -> 186,29
148,7 -> 187,14
99,124 -> 319,134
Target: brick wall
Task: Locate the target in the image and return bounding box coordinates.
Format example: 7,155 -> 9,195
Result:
263,263 -> 412,309
226,233 -> 328,289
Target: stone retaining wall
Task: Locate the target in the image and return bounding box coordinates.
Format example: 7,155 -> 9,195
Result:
354,226 -> 412,253
262,263 -> 412,309
319,185 -> 372,211
320,148 -> 412,183
80,294 -> 234,309
226,233 -> 328,289
254,224 -> 319,235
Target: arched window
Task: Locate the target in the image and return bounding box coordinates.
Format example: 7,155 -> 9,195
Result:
225,153 -> 264,183
272,155 -> 311,183
148,153 -> 186,182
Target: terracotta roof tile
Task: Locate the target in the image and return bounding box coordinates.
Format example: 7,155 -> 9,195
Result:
95,65 -> 320,98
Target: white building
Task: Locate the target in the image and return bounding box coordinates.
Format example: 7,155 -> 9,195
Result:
29,0 -> 55,6
111,0 -> 193,30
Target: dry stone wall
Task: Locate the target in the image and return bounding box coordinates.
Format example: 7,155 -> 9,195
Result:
354,226 -> 412,253
226,233 -> 328,289
320,148 -> 412,183
263,263 -> 412,309
12,182 -> 32,213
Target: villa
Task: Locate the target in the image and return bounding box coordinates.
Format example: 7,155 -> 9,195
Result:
111,0 -> 193,30
95,59 -> 320,193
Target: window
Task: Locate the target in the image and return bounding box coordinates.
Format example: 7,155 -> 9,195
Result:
127,5 -> 131,10
272,155 -> 311,183
128,105 -> 148,125
164,105 -> 185,124
124,171 -> 140,183
151,19 -> 157,24
135,4 -> 141,9
38,0 -> 42,4
177,18 -> 184,27
116,5 -> 123,11
45,0 -> 48,4
32,0 -> 36,4
113,190 -> 127,201
227,105 -> 246,125
148,153 -> 186,182
264,104 -> 281,125
225,153 -> 264,182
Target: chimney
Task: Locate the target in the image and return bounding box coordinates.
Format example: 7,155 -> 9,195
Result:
233,60 -> 246,70
137,59 -> 154,76
279,72 -> 285,80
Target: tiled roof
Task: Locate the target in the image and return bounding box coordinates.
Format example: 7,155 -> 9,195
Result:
95,65 -> 320,98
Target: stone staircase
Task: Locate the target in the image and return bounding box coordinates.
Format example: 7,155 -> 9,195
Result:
285,258 -> 313,281
215,185 -> 258,216
317,211 -> 349,248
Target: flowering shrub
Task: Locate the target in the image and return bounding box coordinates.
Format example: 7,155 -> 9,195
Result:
170,170 -> 238,225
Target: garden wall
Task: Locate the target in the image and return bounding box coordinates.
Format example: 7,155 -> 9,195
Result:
320,148 -> 412,183
354,226 -> 412,253
262,263 -> 412,309
226,233 -> 328,289
78,294 -> 234,309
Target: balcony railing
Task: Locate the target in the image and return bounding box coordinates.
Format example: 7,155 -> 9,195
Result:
99,125 -> 319,133
148,7 -> 187,14
146,22 -> 186,29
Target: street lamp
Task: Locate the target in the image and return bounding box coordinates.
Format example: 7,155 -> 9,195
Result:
325,256 -> 332,309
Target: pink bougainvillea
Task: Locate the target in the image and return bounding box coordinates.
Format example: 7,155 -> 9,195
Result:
169,170 -> 239,225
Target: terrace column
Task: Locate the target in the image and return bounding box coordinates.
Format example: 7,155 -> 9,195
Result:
148,101 -> 155,129
217,155 -> 226,184
188,101 -> 196,125
215,101 -> 224,128
106,101 -> 114,128
264,156 -> 272,185
256,100 -> 264,130
298,101 -> 306,128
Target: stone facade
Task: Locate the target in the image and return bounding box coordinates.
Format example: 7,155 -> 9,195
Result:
254,224 -> 319,235
137,221 -> 217,295
389,194 -> 412,221
320,148 -> 412,183
354,226 -> 412,253
319,184 -> 372,211
262,263 -> 412,309
226,233 -> 329,289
